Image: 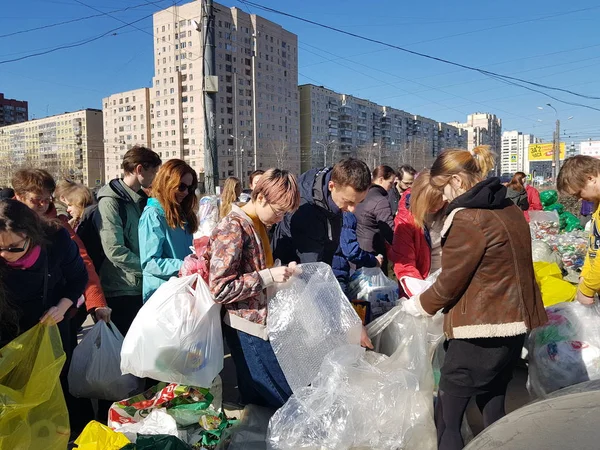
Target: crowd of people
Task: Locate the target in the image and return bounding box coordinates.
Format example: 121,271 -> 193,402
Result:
2,143 -> 599,449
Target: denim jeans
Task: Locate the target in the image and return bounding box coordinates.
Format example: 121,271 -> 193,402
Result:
223,323 -> 292,408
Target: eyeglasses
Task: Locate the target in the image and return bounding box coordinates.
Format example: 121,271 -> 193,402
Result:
27,195 -> 52,205
268,203 -> 286,218
178,182 -> 193,193
0,237 -> 29,253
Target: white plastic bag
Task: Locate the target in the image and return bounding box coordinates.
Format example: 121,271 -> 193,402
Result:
528,302 -> 600,397
121,275 -> 224,388
347,267 -> 399,317
68,321 -> 144,401
268,263 -> 362,393
194,195 -> 220,239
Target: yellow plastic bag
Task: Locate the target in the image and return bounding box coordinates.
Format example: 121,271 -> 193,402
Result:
0,323 -> 70,450
534,262 -> 577,307
74,420 -> 131,450
533,261 -> 563,282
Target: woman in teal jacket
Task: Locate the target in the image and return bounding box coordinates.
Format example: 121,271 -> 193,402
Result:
139,159 -> 199,302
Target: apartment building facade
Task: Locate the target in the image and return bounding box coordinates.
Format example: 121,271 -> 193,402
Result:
449,112 -> 502,154
299,84 -> 466,172
102,88 -> 152,181
0,109 -> 104,188
0,93 -> 28,127
500,130 -> 539,175
146,1 -> 299,187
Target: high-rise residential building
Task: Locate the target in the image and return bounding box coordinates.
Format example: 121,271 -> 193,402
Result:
102,88 -> 152,181
579,140 -> 600,158
299,84 -> 466,172
147,1 -> 299,188
449,112 -> 502,157
500,131 -> 539,175
0,109 -> 104,188
0,93 -> 28,126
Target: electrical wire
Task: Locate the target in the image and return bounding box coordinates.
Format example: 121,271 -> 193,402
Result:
0,1 -> 172,39
239,0 -> 600,102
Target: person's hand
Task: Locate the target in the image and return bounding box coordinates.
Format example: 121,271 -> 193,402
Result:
360,326 -> 373,349
375,254 -> 384,267
576,289 -> 595,305
40,298 -> 73,324
94,307 -> 112,323
269,265 -> 298,283
401,296 -> 424,317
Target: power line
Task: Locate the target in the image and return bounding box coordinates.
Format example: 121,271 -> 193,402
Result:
0,0 -> 172,39
239,0 -> 600,103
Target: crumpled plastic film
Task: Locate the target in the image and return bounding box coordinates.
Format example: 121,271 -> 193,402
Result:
268,306 -> 443,450
268,262 -> 362,393
528,302 -> 600,397
347,268 -> 399,317
194,195 -> 220,239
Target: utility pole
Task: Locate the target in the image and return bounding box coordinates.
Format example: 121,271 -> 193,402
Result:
251,31 -> 258,171
553,118 -> 561,181
201,0 -> 218,193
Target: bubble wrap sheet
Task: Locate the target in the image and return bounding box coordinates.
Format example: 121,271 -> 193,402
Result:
267,262 -> 362,393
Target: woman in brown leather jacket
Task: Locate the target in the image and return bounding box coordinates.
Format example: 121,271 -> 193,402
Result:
402,145 -> 547,450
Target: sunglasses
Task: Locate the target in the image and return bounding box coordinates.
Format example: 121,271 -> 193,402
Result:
178,183 -> 193,193
0,237 -> 29,253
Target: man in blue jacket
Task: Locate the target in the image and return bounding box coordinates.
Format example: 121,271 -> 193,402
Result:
272,158 -> 371,267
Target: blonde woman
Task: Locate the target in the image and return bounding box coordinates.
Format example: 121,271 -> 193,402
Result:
62,183 -> 94,231
220,176 -> 242,219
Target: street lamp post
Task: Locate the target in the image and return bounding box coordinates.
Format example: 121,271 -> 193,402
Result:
315,139 -> 335,167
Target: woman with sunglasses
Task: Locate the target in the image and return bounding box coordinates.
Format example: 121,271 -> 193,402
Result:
209,168 -> 301,408
139,159 -> 198,302
0,199 -> 88,346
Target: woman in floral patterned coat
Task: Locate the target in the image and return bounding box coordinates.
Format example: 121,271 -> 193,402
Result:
208,169 -> 301,408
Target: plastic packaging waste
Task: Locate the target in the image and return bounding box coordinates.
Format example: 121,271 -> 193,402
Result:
268,262 -> 362,393
74,421 -> 131,450
528,302 -> 600,397
121,274 -> 223,387
69,321 -> 144,401
0,323 -> 70,450
529,210 -> 560,240
347,267 -> 399,317
194,195 -> 219,239
533,262 -> 576,307
540,190 -> 558,207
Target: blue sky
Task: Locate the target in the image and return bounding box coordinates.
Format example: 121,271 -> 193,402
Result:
2,0 -> 599,144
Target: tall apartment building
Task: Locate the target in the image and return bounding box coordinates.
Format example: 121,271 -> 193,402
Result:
299,84 -> 466,172
102,88 -> 152,181
0,109 -> 104,188
0,93 -> 28,126
449,112 -> 502,155
500,130 -> 539,176
149,1 -> 299,187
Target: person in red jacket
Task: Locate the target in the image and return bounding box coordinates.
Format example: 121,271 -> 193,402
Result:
388,170 -> 445,296
513,172 -> 542,221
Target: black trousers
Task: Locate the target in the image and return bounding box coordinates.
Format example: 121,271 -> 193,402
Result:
105,294 -> 144,336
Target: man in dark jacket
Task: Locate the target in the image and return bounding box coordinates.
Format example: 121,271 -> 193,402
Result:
272,158 -> 371,267
389,165 -> 416,215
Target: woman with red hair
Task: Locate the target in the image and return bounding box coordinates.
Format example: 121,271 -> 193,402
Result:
139,159 -> 199,302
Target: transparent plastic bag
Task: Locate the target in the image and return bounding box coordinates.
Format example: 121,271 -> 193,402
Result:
194,195 -> 220,239
0,324 -> 69,450
528,302 -> 600,397
269,274 -> 445,450
347,268 -> 399,317
69,321 -> 144,401
268,262 -> 362,393
121,274 -> 223,387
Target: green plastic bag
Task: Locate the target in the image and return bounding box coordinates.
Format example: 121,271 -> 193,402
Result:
0,324 -> 70,450
540,190 -> 558,207
544,203 -> 564,214
560,211 -> 584,232
120,434 -> 192,449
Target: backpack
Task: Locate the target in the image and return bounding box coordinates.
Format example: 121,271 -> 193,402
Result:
77,189 -> 129,275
